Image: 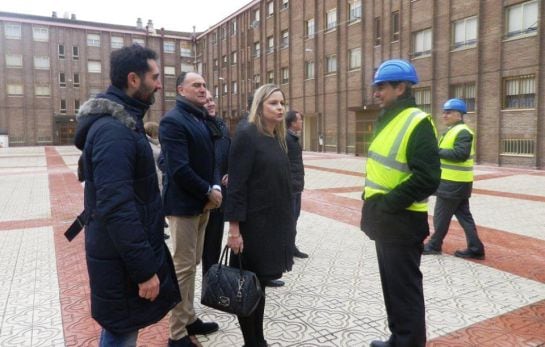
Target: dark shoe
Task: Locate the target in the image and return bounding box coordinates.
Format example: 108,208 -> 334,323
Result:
454,248 -> 485,260
168,335 -> 197,347
264,279 -> 285,287
370,340 -> 391,347
423,243 -> 441,255
186,318 -> 219,335
293,248 -> 309,259
164,233 -> 170,240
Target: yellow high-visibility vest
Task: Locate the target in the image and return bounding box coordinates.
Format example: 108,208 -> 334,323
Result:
364,107 -> 435,212
439,123 -> 474,182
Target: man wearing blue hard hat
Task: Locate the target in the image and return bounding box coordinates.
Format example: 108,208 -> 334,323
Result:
423,98 -> 485,259
360,59 -> 441,347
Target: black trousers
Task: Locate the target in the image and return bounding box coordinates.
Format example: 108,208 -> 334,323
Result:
375,241 -> 426,347
202,208 -> 225,276
237,278 -> 267,347
292,192 -> 302,250
429,197 -> 484,253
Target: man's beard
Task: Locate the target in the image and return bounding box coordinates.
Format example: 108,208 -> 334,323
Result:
134,85 -> 156,105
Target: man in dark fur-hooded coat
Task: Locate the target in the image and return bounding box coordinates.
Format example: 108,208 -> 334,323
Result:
73,45 -> 180,340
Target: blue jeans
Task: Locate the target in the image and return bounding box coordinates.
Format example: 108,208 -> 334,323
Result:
99,329 -> 138,347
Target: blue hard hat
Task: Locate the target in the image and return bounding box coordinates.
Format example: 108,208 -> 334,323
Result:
373,59 -> 419,85
443,98 -> 467,114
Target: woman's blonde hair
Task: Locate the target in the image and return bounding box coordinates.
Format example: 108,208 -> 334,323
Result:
248,84 -> 288,153
144,121 -> 159,139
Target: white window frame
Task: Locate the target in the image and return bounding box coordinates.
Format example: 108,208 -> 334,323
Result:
267,70 -> 274,83
60,99 -> 67,113
413,28 -> 432,57
503,75 -> 536,109
232,81 -> 238,94
254,42 -> 261,57
231,51 -> 237,64
306,18 -> 315,38
87,34 -> 101,47
111,36 -> 124,49
58,44 -> 65,59
181,62 -> 193,72
180,47 -> 192,57
73,46 -> 79,60
267,1 -> 274,17
33,56 -> 50,70
59,72 -> 66,87
326,9 -> 337,31
7,84 -> 23,95
281,67 -> 289,84
73,73 -> 80,87
348,0 -> 362,23
4,23 -> 21,39
414,87 -> 432,113
254,8 -> 260,22
282,0 -> 289,10
305,61 -> 315,79
453,16 -> 477,49
505,0 -> 538,38
349,48 -> 361,70
35,85 -> 51,96
164,41 -> 176,53
133,38 -> 145,46
164,66 -> 176,76
267,36 -> 274,53
326,55 -> 337,74
32,26 -> 49,42
88,61 -> 102,73
5,54 -> 23,68
281,30 -> 289,48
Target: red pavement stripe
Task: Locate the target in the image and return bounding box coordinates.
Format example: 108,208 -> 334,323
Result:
0,217 -> 53,231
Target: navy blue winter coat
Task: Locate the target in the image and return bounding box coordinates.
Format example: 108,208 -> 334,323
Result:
159,96 -> 217,216
74,86 -> 180,334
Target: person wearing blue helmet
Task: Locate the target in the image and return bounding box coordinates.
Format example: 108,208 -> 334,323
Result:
361,59 -> 441,347
424,99 -> 485,259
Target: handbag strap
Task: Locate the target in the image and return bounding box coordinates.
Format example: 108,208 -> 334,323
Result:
219,245 -> 245,277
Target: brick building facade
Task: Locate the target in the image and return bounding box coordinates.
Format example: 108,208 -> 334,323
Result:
1,0 -> 544,168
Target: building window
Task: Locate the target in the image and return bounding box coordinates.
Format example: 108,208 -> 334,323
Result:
59,73 -> 66,87
451,83 -> 476,112
73,73 -> 80,87
213,58 -> 218,70
181,62 -> 193,71
282,0 -> 289,9
35,85 -> 51,96
58,44 -> 65,59
232,81 -> 238,94
60,99 -> 67,113
7,84 -> 23,95
267,70 -> 274,83
349,48 -> 361,70
253,74 -> 261,89
75,99 -> 80,113
4,23 -> 21,39
413,28 -> 432,57
326,55 -> 337,74
211,32 -> 217,44
88,61 -> 102,73
453,16 -> 477,49
180,47 -> 192,57
414,87 -> 431,113
254,8 -> 261,23
223,83 -> 228,95
5,54 -> 23,68
392,11 -> 400,42
503,75 -> 535,109
89,88 -> 101,98
348,0 -> 362,22
374,17 -> 381,45
505,0 -> 538,38
164,66 -> 176,76
305,61 -> 315,79
164,41 -> 175,53
111,36 -> 124,49
220,27 -> 226,40
267,36 -> 275,53
165,91 -> 176,99
73,46 -> 79,60
133,38 -> 145,46
87,34 -> 101,47
305,19 -> 315,38
267,1 -> 274,16
281,30 -> 289,48
501,138 -> 535,156
326,9 -> 337,31
214,86 -> 219,98
34,56 -> 50,70
281,67 -> 289,84
231,51 -> 237,64
254,42 -> 261,57
32,26 -> 49,42
222,55 -> 228,67
231,20 -> 237,35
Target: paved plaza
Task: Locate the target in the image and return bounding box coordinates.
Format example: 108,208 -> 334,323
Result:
0,146 -> 544,346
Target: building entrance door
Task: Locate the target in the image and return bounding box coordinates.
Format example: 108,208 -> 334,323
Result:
54,116 -> 77,145
355,111 -> 377,156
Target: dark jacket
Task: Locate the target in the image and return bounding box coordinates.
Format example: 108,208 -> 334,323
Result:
361,97 -> 441,243
213,117 -> 231,186
159,96 -> 217,216
74,86 -> 180,334
286,130 -> 305,193
225,124 -> 294,279
435,121 -> 473,199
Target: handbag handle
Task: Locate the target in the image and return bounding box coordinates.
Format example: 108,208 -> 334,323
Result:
218,245 -> 248,301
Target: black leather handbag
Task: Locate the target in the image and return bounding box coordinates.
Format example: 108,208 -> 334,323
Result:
201,246 -> 263,317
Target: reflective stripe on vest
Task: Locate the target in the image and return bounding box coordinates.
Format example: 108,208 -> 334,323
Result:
364,107 -> 435,212
439,123 -> 474,182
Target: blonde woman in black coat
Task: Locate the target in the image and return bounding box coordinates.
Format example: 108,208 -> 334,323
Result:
225,84 -> 295,347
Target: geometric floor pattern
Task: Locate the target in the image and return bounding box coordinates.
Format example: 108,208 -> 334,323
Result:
0,146 -> 544,346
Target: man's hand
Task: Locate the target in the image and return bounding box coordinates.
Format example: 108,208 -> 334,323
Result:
221,174 -> 229,187
138,274 -> 160,302
208,189 -> 222,207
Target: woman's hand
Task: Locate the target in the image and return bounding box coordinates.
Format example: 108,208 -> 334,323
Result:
227,222 -> 244,254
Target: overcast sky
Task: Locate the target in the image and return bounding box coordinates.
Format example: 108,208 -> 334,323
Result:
0,0 -> 253,32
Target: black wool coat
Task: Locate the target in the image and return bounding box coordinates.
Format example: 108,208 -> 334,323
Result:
286,131 -> 305,193
225,124 -> 294,279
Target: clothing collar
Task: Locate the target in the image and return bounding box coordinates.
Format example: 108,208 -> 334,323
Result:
176,95 -> 207,119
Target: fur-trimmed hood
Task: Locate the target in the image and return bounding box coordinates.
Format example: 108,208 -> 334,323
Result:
74,86 -> 150,150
